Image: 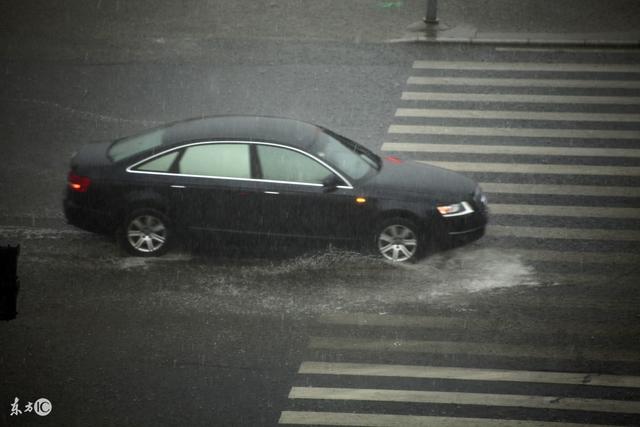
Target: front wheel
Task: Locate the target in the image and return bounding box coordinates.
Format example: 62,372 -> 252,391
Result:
119,209 -> 171,256
374,218 -> 426,263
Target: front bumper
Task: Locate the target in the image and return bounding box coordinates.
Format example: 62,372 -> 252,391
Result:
436,191 -> 489,244
443,209 -> 488,236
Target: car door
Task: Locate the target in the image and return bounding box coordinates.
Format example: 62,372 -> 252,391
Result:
171,142 -> 263,234
126,148 -> 201,228
253,143 -> 370,240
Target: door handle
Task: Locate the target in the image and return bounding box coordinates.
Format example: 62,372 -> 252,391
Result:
171,185 -> 186,189
264,191 -> 279,195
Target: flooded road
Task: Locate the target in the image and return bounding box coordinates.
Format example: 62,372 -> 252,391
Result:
2,215 -> 640,427
3,222 -> 637,321
0,225 -> 559,317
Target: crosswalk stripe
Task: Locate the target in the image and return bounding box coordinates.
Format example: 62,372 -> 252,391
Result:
545,274 -> 638,289
407,76 -> 640,88
412,60 -> 640,73
317,312 -> 640,336
389,125 -> 640,140
484,275 -> 640,304
488,225 -> 640,241
289,387 -> 640,414
509,248 -> 640,264
489,204 -> 640,219
394,108 -> 640,123
298,362 -> 640,388
308,337 -> 640,362
495,47 -> 640,53
382,142 -> 640,158
318,313 -> 486,329
478,182 -> 640,197
279,411 -> 616,426
285,58 -> 640,427
402,92 -> 640,105
419,161 -> 640,176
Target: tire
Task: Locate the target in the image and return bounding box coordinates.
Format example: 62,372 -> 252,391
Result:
119,208 -> 171,256
373,217 -> 426,263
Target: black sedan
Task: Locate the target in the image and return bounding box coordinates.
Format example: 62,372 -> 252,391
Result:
64,116 -> 488,262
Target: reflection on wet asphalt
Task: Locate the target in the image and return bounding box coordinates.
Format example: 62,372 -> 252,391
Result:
3,224 -> 640,427
5,224 -> 637,319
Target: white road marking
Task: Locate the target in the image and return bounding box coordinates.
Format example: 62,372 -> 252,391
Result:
419,161 -> 640,176
412,60 -> 640,73
281,57 -> 640,427
536,272 -> 640,290
317,311 -> 640,336
319,313 -> 487,328
478,182 -> 640,197
495,47 -> 640,53
308,337 -> 640,362
298,362 -> 640,388
511,248 -> 640,264
289,387 -> 640,414
489,203 -> 640,219
407,76 -> 640,88
488,225 -> 640,241
389,124 -> 640,140
0,225 -> 86,236
382,142 -> 640,158
10,97 -> 162,125
394,108 -> 640,123
279,411 -> 616,426
401,91 -> 640,104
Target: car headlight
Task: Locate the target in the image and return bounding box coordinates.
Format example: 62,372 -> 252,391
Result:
437,201 -> 474,217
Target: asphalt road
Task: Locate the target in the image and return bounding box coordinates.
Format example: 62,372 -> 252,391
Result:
1,2 -> 640,426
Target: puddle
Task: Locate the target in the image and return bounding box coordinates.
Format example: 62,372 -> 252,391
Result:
145,245 -> 542,317
12,229 -> 544,317
400,246 -> 540,296
114,253 -> 194,270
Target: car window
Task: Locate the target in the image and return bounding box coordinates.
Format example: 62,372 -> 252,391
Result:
179,144 -> 250,178
135,151 -> 179,172
256,145 -> 334,184
310,131 -> 377,180
109,129 -> 165,162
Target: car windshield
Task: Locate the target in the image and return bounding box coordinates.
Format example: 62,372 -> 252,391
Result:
309,130 -> 379,180
108,129 -> 166,162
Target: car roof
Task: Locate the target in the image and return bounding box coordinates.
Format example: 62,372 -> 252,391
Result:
160,115 -> 322,149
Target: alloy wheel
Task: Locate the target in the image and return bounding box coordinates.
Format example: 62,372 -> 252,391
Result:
126,214 -> 167,253
377,224 -> 418,262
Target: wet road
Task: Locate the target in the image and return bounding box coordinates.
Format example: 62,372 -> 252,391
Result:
2,5 -> 640,425
1,222 -> 639,426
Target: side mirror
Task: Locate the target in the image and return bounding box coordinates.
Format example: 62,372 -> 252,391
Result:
322,175 -> 342,193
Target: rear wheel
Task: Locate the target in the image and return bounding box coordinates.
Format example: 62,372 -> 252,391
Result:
374,218 -> 425,262
119,209 -> 171,256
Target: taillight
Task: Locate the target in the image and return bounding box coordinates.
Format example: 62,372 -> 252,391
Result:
68,171 -> 91,193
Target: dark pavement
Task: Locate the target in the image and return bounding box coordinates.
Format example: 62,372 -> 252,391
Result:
1,1 -> 640,426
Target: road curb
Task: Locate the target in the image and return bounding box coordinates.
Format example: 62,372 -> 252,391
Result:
388,33 -> 640,48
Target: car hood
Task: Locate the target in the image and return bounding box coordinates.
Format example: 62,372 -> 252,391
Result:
361,156 -> 477,202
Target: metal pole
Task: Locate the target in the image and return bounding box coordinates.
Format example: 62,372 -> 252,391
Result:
425,0 -> 439,24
